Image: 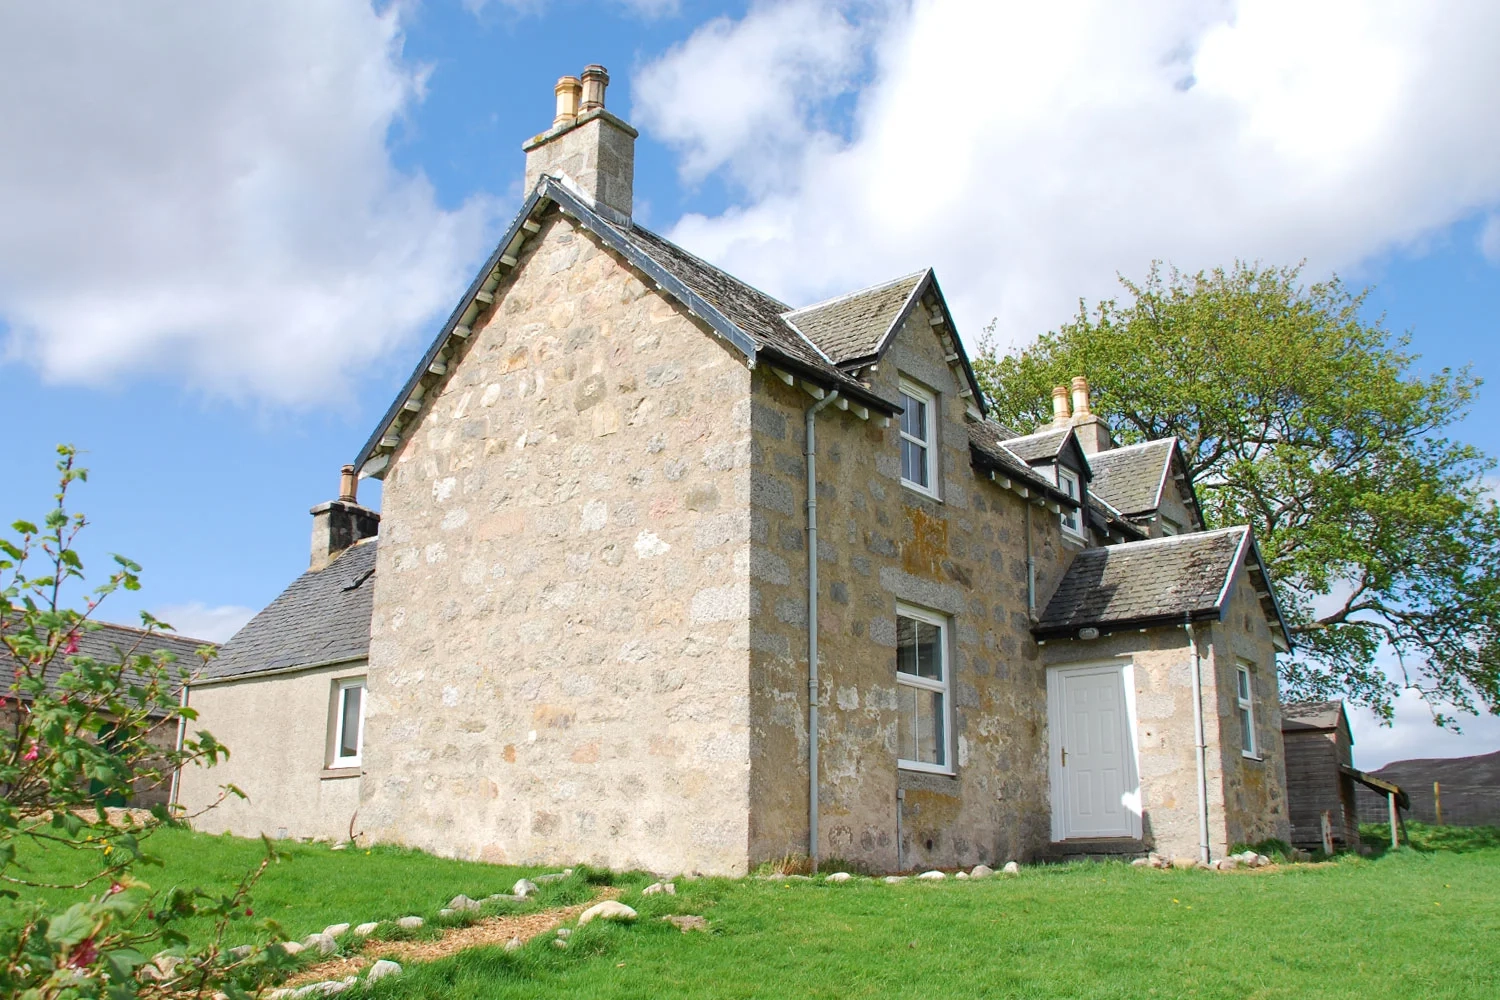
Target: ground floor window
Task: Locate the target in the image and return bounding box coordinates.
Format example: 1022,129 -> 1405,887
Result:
333,677 -> 366,768
1236,661 -> 1257,758
896,604 -> 951,773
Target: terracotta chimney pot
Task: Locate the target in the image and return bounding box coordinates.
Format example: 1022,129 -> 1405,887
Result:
1052,385 -> 1071,426
580,64 -> 609,114
553,75 -> 582,128
339,464 -> 357,504
1071,376 -> 1091,418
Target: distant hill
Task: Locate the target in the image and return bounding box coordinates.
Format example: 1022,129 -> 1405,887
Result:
1354,750 -> 1500,827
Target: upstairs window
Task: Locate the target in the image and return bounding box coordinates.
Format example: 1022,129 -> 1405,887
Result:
333,678 -> 367,768
899,379 -> 937,498
896,605 -> 951,774
1058,466 -> 1083,537
1236,662 -> 1258,758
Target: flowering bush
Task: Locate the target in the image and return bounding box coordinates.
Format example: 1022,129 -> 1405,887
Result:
2,447 -> 292,998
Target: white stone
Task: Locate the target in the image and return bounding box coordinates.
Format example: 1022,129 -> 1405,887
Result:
642,881 -> 676,896
555,927 -> 572,939
954,871 -> 970,879
448,895 -> 481,912
438,908 -> 456,918
634,530 -> 671,558
969,864 -> 994,879
279,941 -> 304,956
1255,854 -> 1270,867
302,933 -> 336,955
552,938 -> 568,949
1002,861 -> 1021,875
917,870 -> 946,881
396,916 -> 424,929
353,922 -> 379,937
1131,857 -> 1151,867
505,936 -> 522,951
824,872 -> 852,883
487,893 -> 523,903
577,900 -> 638,926
322,923 -> 350,938
535,871 -> 571,884
883,875 -> 908,884
513,878 -> 540,898
366,960 -> 402,983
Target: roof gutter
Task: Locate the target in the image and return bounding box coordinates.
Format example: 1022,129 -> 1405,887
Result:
186,654 -> 369,689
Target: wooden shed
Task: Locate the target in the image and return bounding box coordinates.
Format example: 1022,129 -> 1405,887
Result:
1281,700 -> 1360,849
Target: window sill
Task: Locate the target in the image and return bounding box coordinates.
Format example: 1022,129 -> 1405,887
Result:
1241,752 -> 1263,762
900,480 -> 942,503
320,766 -> 362,780
898,760 -> 956,777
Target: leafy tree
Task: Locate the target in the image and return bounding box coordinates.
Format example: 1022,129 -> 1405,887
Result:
976,263 -> 1500,726
2,446 -> 292,998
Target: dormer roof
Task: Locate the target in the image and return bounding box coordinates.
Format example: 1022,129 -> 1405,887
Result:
1086,437 -> 1204,527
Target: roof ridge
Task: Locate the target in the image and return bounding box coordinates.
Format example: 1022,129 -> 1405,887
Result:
1086,524 -> 1247,555
782,269 -> 929,317
1090,438 -> 1174,457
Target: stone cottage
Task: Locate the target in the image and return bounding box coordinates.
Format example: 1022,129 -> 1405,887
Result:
178,66 -> 1292,873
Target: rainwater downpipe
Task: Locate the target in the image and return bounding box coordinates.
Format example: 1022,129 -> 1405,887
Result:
1184,619 -> 1211,865
804,389 -> 840,871
1024,502 -> 1037,620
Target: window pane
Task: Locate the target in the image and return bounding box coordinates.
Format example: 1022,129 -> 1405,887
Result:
896,616 -> 942,680
339,685 -> 363,758
1239,706 -> 1254,751
901,439 -> 928,487
898,683 -> 945,766
900,394 -> 927,442
1238,668 -> 1251,701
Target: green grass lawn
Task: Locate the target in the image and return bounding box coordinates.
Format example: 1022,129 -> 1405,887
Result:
13,825 -> 1500,999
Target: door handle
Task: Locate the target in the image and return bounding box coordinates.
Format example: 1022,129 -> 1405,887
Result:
1061,748 -> 1068,767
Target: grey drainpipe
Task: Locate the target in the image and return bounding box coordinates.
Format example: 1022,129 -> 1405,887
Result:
169,682 -> 189,809
1184,620 -> 1211,864
804,390 -> 840,870
1024,502 -> 1037,620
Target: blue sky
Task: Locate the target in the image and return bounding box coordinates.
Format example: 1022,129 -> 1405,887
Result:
3,1 -> 1499,768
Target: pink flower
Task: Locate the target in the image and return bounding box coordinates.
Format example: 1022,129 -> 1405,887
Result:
63,634 -> 79,655
23,743 -> 39,762
245,908 -> 253,917
109,882 -> 125,895
67,937 -> 98,969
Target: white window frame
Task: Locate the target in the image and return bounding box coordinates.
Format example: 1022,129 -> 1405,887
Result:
895,603 -> 953,775
1057,466 -> 1084,538
1235,662 -> 1258,759
898,379 -> 939,499
333,677 -> 367,768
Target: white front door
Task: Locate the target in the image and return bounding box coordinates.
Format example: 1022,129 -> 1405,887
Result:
1049,664 -> 1140,840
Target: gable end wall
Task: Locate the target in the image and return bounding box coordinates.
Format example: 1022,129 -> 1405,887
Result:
359,210 -> 755,874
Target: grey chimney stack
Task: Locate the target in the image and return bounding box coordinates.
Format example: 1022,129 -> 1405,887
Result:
523,63 -> 638,225
310,465 -> 380,571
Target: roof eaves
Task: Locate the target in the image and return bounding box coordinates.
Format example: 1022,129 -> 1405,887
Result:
1033,606 -> 1225,640
895,272 -> 987,419
968,441 -> 1080,509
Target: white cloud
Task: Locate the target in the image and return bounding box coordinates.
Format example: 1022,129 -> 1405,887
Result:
1480,213 -> 1500,264
640,0 -> 1500,350
152,602 -> 257,644
464,0 -> 681,19
633,2 -> 870,191
0,2 -> 497,406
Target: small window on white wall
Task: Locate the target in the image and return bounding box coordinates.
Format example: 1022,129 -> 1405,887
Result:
333,678 -> 366,768
1236,662 -> 1257,758
895,604 -> 951,774
899,379 -> 937,497
1058,467 -> 1083,537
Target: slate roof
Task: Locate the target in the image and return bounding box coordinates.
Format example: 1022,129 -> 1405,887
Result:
967,421 -> 1080,508
1281,700 -> 1349,734
1000,427 -> 1073,464
4,618 -> 215,715
783,271 -> 927,365
1086,439 -> 1178,516
198,539 -> 377,682
1035,527 -> 1252,637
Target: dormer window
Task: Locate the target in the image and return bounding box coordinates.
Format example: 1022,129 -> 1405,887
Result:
899,379 -> 938,498
1058,466 -> 1083,538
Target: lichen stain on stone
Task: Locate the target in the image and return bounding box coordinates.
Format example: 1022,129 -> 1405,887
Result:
901,505 -> 949,579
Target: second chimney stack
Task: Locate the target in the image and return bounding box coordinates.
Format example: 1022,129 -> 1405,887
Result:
524,63 -> 638,225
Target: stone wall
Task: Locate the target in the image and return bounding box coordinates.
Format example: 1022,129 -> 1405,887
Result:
178,663 -> 364,841
745,300 -> 1073,872
359,209 -> 756,875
